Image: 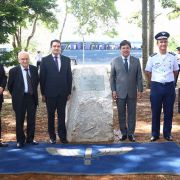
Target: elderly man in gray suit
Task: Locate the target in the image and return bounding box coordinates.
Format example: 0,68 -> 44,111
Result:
110,40 -> 143,142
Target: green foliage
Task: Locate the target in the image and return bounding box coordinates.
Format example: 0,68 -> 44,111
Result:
68,0 -> 119,36
0,48 -> 20,67
105,28 -> 118,38
22,0 -> 58,30
168,37 -> 178,51
0,0 -> 58,45
159,0 -> 177,8
0,0 -> 26,43
128,11 -> 142,28
0,0 -> 59,66
159,0 -> 180,19
128,0 -> 180,27
168,9 -> 180,19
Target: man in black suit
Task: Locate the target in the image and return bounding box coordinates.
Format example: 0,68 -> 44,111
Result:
0,64 -> 8,147
8,51 -> 39,148
40,39 -> 72,144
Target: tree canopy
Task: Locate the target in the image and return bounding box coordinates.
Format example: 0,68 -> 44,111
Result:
0,0 -> 25,44
59,0 -> 119,41
0,0 -> 59,66
0,0 -> 119,66
159,0 -> 180,19
0,0 -> 58,47
68,0 -> 119,36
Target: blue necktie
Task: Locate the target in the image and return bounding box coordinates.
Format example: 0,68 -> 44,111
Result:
124,59 -> 128,72
54,56 -> 59,71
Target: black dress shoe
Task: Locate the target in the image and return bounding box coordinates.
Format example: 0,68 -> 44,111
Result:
164,136 -> 173,141
26,140 -> 39,145
61,139 -> 68,144
150,136 -> 159,142
120,135 -> 127,141
50,139 -> 56,144
17,142 -> 24,148
0,142 -> 8,147
128,135 -> 136,142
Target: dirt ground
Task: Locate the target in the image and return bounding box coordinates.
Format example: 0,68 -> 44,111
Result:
0,88 -> 180,180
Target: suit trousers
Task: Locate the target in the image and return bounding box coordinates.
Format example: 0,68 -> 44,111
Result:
46,95 -> 67,141
15,94 -> 36,143
116,96 -> 136,136
0,101 -> 2,139
150,81 -> 175,137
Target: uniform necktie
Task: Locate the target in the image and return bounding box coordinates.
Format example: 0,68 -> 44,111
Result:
124,58 -> 128,72
24,68 -> 33,95
54,56 -> 59,71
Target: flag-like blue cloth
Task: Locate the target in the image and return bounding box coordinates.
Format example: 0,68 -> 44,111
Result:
0,142 -> 179,175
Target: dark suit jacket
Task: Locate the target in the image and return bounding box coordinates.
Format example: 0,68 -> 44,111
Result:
0,64 -> 7,104
8,65 -> 39,111
40,54 -> 72,98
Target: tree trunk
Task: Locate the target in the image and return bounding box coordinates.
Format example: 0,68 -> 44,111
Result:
148,0 -> 155,56
25,15 -> 38,51
12,35 -> 16,49
142,0 -> 148,71
12,27 -> 22,50
142,0 -> 149,87
19,27 -> 22,48
59,0 -> 68,42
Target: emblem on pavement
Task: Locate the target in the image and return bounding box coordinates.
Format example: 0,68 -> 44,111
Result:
46,146 -> 133,165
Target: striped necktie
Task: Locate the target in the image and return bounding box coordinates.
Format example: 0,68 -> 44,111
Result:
24,68 -> 33,95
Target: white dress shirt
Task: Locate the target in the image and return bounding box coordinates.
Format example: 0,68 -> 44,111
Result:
145,52 -> 179,83
52,54 -> 61,71
121,55 -> 130,69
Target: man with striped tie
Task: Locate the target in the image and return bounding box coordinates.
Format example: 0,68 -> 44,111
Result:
8,51 -> 39,148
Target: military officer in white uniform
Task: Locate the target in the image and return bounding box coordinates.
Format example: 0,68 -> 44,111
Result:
145,31 -> 179,142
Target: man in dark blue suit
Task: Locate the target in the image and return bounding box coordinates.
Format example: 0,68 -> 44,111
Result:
40,39 -> 72,144
8,51 -> 39,148
0,64 -> 8,147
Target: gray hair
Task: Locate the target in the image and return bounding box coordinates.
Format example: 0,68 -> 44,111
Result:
18,51 -> 30,59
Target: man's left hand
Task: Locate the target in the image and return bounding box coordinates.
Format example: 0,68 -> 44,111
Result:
137,92 -> 142,99
67,95 -> 71,101
0,87 -> 4,95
